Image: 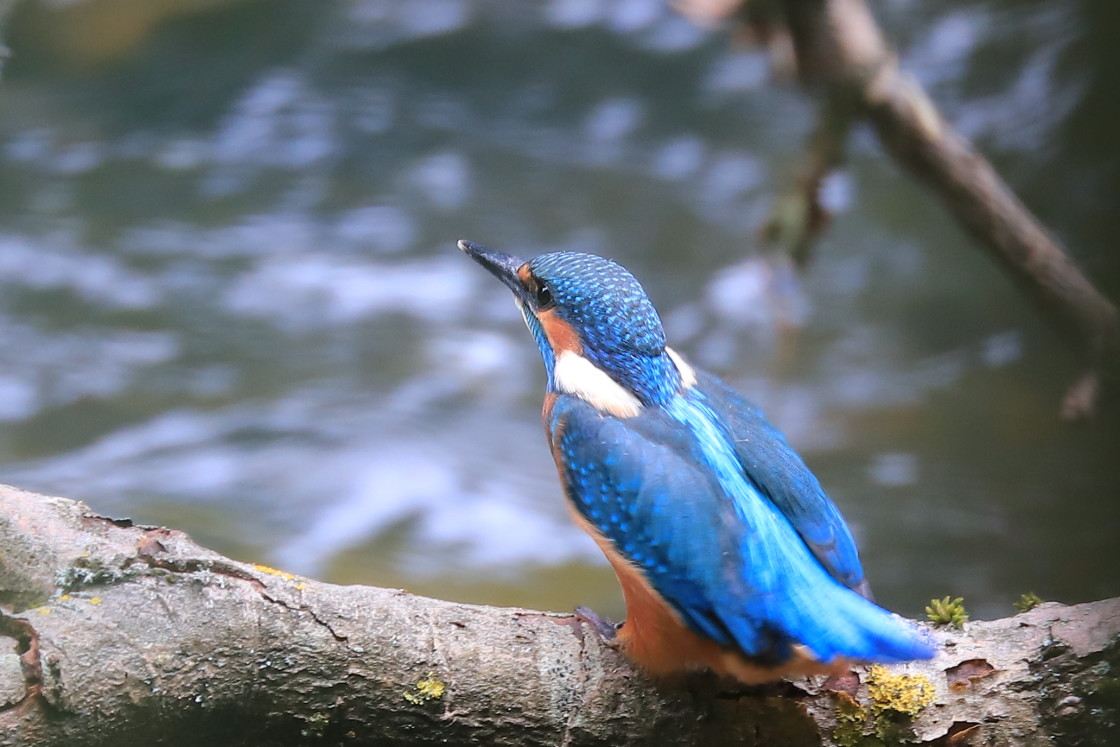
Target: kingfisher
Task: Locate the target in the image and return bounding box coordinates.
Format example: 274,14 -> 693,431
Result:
458,239 -> 935,682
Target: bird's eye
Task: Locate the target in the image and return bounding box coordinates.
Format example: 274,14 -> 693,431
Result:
534,282 -> 555,310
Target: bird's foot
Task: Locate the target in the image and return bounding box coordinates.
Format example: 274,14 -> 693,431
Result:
574,606 -> 623,648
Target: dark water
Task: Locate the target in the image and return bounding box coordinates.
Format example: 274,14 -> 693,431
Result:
1,0 -> 1117,622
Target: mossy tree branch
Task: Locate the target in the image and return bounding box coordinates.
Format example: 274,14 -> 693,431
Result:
1,484 -> 1118,745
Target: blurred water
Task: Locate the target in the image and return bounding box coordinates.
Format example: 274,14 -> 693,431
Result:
0,0 -> 1117,622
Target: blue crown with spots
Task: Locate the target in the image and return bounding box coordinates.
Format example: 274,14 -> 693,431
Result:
527,252 -> 681,404
528,252 -> 666,357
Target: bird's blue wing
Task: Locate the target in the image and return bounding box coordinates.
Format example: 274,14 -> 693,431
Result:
548,393 -> 931,663
549,393 -> 767,652
693,370 -> 868,595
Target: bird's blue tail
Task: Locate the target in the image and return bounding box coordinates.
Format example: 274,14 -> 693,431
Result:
770,580 -> 937,664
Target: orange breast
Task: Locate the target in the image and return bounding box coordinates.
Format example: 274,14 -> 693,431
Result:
603,544 -> 730,678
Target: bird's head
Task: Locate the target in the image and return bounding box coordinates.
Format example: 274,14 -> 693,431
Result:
459,239 -> 693,413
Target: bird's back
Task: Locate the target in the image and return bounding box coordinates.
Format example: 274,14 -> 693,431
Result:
691,369 -> 869,596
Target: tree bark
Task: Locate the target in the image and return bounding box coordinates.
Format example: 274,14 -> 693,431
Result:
2,485 -> 1118,745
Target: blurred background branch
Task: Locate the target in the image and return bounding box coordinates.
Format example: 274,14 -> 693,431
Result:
681,0 -> 1120,420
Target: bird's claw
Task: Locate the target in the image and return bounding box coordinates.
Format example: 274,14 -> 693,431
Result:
574,606 -> 623,648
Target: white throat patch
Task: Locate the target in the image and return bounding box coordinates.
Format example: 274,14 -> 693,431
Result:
554,351 -> 643,418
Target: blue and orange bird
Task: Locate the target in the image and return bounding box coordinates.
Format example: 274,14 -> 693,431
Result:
458,239 -> 935,682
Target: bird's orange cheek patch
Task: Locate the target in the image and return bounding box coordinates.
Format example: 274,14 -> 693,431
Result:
538,309 -> 583,356
516,264 -> 535,286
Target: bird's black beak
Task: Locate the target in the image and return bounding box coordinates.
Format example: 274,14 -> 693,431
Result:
457,239 -> 529,298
